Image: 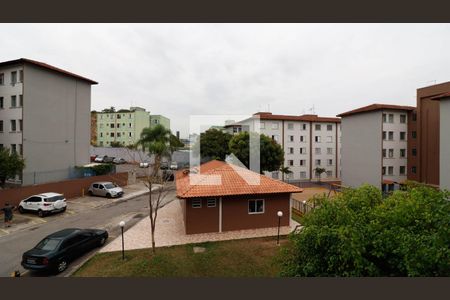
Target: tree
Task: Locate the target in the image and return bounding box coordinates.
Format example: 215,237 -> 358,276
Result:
314,167 -> 326,182
0,148 -> 25,188
194,128 -> 232,162
280,183 -> 450,277
229,132 -> 284,173
279,166 -> 293,182
169,133 -> 184,152
110,141 -> 124,148
102,106 -> 116,113
136,124 -> 176,254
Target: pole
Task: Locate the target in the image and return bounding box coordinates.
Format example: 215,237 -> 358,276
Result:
277,216 -> 281,245
121,226 -> 124,260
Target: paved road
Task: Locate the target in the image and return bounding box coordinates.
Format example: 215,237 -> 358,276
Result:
0,189 -> 176,277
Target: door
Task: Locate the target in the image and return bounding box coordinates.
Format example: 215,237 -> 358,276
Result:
28,196 -> 42,211
98,184 -> 106,196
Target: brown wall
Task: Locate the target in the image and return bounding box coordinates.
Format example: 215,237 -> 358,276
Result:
407,110 -> 419,181
416,82 -> 450,185
0,172 -> 128,208
185,198 -> 219,234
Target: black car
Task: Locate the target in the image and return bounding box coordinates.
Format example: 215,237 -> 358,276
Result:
21,228 -> 108,273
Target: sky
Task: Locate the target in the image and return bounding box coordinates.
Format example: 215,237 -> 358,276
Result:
1,23 -> 450,138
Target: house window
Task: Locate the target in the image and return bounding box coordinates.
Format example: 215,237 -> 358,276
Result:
271,122 -> 279,129
288,160 -> 294,166
19,120 -> 22,131
315,159 -> 321,166
300,171 -> 307,179
110,132 -> 115,137
288,135 -> 294,142
327,124 -> 333,131
0,73 -> 4,85
382,114 -> 387,123
400,149 -> 406,158
412,131 -> 417,139
248,199 -> 264,214
327,148 -> 333,155
19,95 -> 23,107
300,159 -> 306,166
11,95 -> 17,107
10,120 -> 16,131
300,147 -> 307,154
388,114 -> 394,123
207,198 -> 216,208
400,132 -> 406,141
302,124 -> 307,130
288,147 -> 294,154
411,166 -> 417,174
19,70 -> 23,82
11,71 -> 17,85
400,114 -> 406,123
327,159 -> 333,166
110,123 -> 115,128
399,166 -> 406,175
388,166 -> 394,175
0,121 -> 3,132
11,144 -> 17,154
412,148 -> 417,156
382,149 -> 386,158
315,148 -> 321,154
382,131 -> 387,140
19,144 -> 23,155
315,124 -> 321,131
192,199 -> 202,208
287,123 -> 294,130
326,136 -> 332,143
315,136 -> 321,143
0,97 -> 3,108
388,131 -> 394,140
260,122 -> 265,129
326,170 -> 333,177
300,135 -> 305,142
382,167 -> 386,175
388,149 -> 394,158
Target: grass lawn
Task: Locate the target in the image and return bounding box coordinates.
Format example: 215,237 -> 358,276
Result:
73,236 -> 289,277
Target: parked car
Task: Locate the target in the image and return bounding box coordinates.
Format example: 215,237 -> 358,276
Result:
103,156 -> 115,163
90,155 -> 97,162
139,161 -> 150,168
21,228 -> 108,273
18,193 -> 67,218
94,155 -> 106,163
163,170 -> 175,181
113,157 -> 126,164
88,181 -> 124,198
170,161 -> 178,170
160,162 -> 169,170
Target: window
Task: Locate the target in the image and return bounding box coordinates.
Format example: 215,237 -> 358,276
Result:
110,123 -> 115,128
412,112 -> 417,121
19,120 -> 22,131
99,124 -> 104,129
129,123 -> 132,128
260,122 -> 265,129
100,132 -> 103,137
382,131 -> 387,140
400,132 -> 406,141
288,160 -> 294,166
117,133 -> 121,137
315,136 -> 321,143
19,70 -> 23,82
412,131 -> 417,139
315,148 -> 321,154
327,148 -> 333,155
19,95 -> 23,107
99,141 -> 104,146
327,124 -> 333,131
11,95 -> 17,107
248,199 -> 264,214
207,198 -> 216,208
315,159 -> 321,166
388,166 -> 394,175
110,114 -> 114,119
382,167 -> 386,175
400,114 -> 406,123
11,71 -> 17,85
326,170 -> 333,177
271,135 -> 279,142
326,136 -> 333,143
388,149 -> 394,158
117,114 -> 121,119
271,122 -> 279,129
129,132 -> 132,138
300,135 -> 305,142
412,148 -> 417,156
192,199 -> 202,208
110,132 -> 115,137
399,166 -> 406,175
10,120 -> 16,131
288,135 -> 294,142
19,144 -> 23,155
0,120 -> 3,132
400,149 -> 406,158
287,123 -> 294,130
411,166 -> 417,174
382,114 -> 387,123
0,73 -> 4,85
129,114 -> 132,119
327,159 -> 333,166
388,114 -> 394,123
388,131 -> 394,140
0,97 -> 3,109
11,144 -> 16,154
117,123 -> 120,128
0,144 -> 3,149
300,147 -> 307,154
300,159 -> 306,166
382,149 -> 386,158
300,171 -> 307,179
288,147 -> 294,154
315,124 -> 321,131
302,124 -> 307,130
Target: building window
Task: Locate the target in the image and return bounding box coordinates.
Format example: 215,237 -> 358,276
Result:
400,114 -> 406,123
315,159 -> 321,166
110,123 -> 115,128
0,73 -> 4,85
327,159 -> 333,166
388,131 -> 394,140
300,147 -> 307,154
412,111 -> 417,121
315,124 -> 321,131
117,123 -> 120,128
288,135 -> 294,142
10,120 -> 16,131
400,149 -> 406,158
326,170 -> 333,177
383,149 -> 386,158
382,167 -> 386,175
117,133 -> 121,137
400,132 -> 406,141
19,144 -> 23,155
11,144 -> 17,154
388,114 -> 394,123
272,171 -> 280,179
388,149 -> 394,158
287,123 -> 294,130
288,147 -> 294,154
0,97 -> 3,109
11,71 -> 17,85
260,121 -> 265,129
100,132 -> 103,138
271,135 -> 279,143
382,114 -> 387,123
0,120 -> 3,132
110,132 -> 115,137
207,198 -> 216,208
300,135 -> 305,142
388,166 -> 394,175
110,114 -> 114,119
411,166 -> 417,174
302,124 -> 307,130
399,166 -> 406,175
19,95 -> 23,107
300,171 -> 307,179
129,114 -> 132,119
99,124 -> 104,129
327,148 -> 333,155
99,141 -> 104,146
129,132 -> 132,138
315,136 -> 321,143
288,160 -> 294,166
412,131 -> 417,139
248,199 -> 264,214
412,148 -> 417,156
300,159 -> 306,166
326,136 -> 333,143
271,122 -> 279,129
19,120 -> 22,131
11,95 -> 17,107
327,124 -> 333,131
117,114 -> 121,119
382,131 -> 387,140
315,147 -> 321,154
129,123 -> 132,128
19,70 -> 23,82
192,199 -> 202,208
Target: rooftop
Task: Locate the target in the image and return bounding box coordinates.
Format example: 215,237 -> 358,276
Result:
337,103 -> 416,117
431,92 -> 450,100
176,160 -> 303,199
253,112 -> 341,123
0,58 -> 97,84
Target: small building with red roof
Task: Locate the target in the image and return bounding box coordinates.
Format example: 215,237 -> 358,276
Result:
176,160 -> 303,234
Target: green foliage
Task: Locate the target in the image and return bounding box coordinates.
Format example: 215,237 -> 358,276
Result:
229,132 -> 284,172
280,184 -> 450,277
102,106 -> 116,113
110,141 -> 124,148
0,148 -> 26,187
314,167 -> 326,180
169,134 -> 184,151
194,129 -> 232,161
138,124 -> 174,173
90,164 -> 114,176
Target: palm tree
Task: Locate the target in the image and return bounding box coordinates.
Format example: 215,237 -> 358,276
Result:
137,124 -> 172,176
280,166 -> 293,183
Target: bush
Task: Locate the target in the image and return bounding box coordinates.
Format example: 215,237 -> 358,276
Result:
90,164 -> 114,176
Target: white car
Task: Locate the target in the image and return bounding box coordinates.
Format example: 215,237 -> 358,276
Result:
18,193 -> 67,218
170,161 -> 178,170
88,181 -> 124,198
139,162 -> 150,168
94,155 -> 106,163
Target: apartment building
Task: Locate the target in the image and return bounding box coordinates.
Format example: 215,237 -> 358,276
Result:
0,58 -> 97,185
150,114 -> 170,130
95,107 -> 150,147
232,112 -> 341,182
338,104 -> 415,191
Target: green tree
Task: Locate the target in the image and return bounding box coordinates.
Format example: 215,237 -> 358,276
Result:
280,166 -> 293,182
0,148 -> 25,188
280,184 -> 450,277
110,141 -> 124,148
229,132 -> 284,173
194,128 -> 232,162
169,133 -> 184,152
102,106 -> 116,113
314,167 -> 326,182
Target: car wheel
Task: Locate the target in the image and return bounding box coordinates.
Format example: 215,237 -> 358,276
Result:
98,236 -> 107,246
61,207 -> 66,212
106,193 -> 111,198
88,190 -> 93,196
38,210 -> 45,218
57,259 -> 68,273
18,206 -> 24,214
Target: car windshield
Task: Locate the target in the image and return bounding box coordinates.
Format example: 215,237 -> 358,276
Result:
104,183 -> 116,189
44,195 -> 64,202
35,238 -> 61,251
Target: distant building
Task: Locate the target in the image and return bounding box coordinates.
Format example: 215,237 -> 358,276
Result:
0,58 -> 97,185
95,106 -> 150,147
150,114 -> 170,130
90,111 -> 97,146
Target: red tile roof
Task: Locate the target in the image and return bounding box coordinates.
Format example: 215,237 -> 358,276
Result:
253,112 -> 341,123
337,104 -> 416,117
176,160 -> 303,199
431,92 -> 450,100
0,58 -> 98,84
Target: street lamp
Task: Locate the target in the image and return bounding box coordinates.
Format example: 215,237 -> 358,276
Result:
119,221 -> 125,260
277,211 -> 283,245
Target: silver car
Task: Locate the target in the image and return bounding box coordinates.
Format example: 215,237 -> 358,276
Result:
88,182 -> 124,198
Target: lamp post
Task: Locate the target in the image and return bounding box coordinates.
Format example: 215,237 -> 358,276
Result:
119,221 -> 125,260
277,211 -> 283,245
